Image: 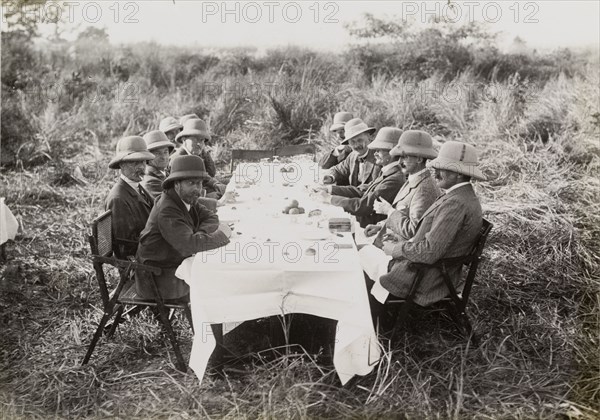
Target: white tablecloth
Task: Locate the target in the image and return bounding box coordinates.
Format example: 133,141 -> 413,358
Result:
176,160 -> 381,384
0,198 -> 18,246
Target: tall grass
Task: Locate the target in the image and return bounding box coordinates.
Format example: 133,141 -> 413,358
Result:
1,38 -> 599,418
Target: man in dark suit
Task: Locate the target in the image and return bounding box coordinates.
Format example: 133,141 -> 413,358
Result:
313,127 -> 405,228
105,136 -> 156,259
141,130 -> 175,199
321,118 -> 380,188
136,155 -> 231,301
367,141 -> 486,309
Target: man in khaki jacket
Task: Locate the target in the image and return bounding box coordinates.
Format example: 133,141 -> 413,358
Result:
364,130 -> 441,243
322,118 -> 380,188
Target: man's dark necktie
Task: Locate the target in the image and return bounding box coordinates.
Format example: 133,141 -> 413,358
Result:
138,185 -> 151,206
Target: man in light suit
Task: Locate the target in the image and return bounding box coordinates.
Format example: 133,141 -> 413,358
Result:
364,130 -> 441,243
313,127 -> 405,228
364,141 -> 486,311
321,118 -> 380,188
105,136 -> 155,259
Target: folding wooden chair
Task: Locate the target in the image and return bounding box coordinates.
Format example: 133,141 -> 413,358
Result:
384,219 -> 493,344
230,149 -> 274,172
274,143 -> 317,161
82,210 -> 193,371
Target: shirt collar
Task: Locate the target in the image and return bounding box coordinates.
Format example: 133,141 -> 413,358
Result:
174,189 -> 192,210
408,167 -> 429,182
445,181 -> 471,194
357,150 -> 369,162
120,174 -> 139,191
381,161 -> 398,175
182,144 -> 193,156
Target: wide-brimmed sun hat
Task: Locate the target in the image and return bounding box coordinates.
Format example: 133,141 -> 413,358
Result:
427,141 -> 486,181
179,114 -> 201,125
162,155 -> 210,189
108,136 -> 155,169
390,130 -> 438,159
143,130 -> 175,152
158,116 -> 182,134
367,127 -> 402,150
341,118 -> 376,145
330,112 -> 354,132
175,119 -> 211,143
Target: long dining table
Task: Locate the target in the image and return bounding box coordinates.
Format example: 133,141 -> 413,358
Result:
175,157 -> 381,384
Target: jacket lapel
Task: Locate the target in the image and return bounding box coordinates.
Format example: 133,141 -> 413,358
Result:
417,183 -> 474,225
119,178 -> 152,209
166,188 -> 194,226
392,169 -> 428,205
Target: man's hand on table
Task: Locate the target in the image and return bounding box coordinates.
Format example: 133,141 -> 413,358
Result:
381,239 -> 397,256
311,189 -> 332,204
364,224 -> 382,237
310,185 -> 331,194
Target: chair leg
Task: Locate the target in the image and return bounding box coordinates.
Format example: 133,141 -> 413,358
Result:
208,324 -> 224,375
107,305 -> 125,338
82,309 -> 115,365
459,310 -> 479,346
184,304 -> 194,333
444,302 -> 478,344
155,303 -> 187,372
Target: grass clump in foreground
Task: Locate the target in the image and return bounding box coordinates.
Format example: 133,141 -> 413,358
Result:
1,58 -> 599,420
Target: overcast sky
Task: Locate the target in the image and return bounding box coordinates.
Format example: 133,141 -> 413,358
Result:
27,1 -> 600,51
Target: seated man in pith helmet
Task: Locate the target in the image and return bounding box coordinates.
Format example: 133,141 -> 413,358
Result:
313,127 -> 405,228
171,119 -> 224,198
318,111 -> 354,170
143,130 -> 219,211
158,117 -> 183,144
141,130 -> 175,199
362,141 -> 486,315
105,136 -> 155,259
321,118 -> 380,188
135,155 -> 232,302
364,130 -> 441,244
